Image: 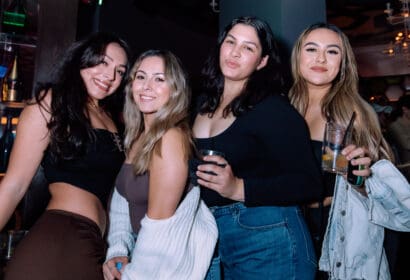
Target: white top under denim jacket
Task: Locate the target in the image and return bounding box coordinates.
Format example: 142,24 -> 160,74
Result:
106,186 -> 218,280
319,159 -> 410,280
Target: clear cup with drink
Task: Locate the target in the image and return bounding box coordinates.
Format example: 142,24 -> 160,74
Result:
322,122 -> 348,174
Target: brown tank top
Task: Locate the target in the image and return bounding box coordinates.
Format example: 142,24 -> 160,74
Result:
115,163 -> 149,232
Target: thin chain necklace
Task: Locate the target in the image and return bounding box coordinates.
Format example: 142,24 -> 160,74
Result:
88,101 -> 104,113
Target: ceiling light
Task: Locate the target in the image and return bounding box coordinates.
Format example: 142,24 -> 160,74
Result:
384,1 -> 410,66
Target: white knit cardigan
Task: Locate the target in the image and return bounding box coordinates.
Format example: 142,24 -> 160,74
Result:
106,186 -> 218,280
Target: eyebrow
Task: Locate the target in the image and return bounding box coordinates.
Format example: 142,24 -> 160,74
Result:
303,41 -> 342,51
226,34 -> 259,48
104,54 -> 127,69
135,70 -> 165,76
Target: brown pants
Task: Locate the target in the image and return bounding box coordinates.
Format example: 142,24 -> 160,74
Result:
5,209 -> 105,280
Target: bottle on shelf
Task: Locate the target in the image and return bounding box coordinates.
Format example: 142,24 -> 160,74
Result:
0,114 -> 15,173
1,0 -> 27,35
2,55 -> 20,102
0,34 -> 14,101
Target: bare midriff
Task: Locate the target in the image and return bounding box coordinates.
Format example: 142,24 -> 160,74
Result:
47,183 -> 106,235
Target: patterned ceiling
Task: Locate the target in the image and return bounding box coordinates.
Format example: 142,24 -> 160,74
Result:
327,0 -> 399,46
327,0 -> 410,76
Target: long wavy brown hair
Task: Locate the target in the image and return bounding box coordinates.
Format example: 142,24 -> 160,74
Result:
289,23 -> 393,162
123,50 -> 193,174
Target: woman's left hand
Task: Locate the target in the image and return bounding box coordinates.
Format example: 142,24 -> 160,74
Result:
342,144 -> 372,178
103,256 -> 129,280
196,154 -> 244,202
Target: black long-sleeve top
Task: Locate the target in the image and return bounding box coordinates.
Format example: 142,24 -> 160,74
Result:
192,94 -> 324,207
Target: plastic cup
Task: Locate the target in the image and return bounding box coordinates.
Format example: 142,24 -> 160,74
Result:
322,122 -> 348,174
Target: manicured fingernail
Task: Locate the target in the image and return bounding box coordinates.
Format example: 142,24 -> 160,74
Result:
116,262 -> 122,270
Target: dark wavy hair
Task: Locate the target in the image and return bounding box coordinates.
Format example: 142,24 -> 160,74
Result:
199,16 -> 286,117
33,32 -> 131,161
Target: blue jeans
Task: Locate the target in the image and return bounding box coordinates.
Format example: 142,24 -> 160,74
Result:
205,203 -> 317,280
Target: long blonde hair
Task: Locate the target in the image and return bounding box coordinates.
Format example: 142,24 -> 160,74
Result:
123,50 -> 193,174
289,23 -> 393,162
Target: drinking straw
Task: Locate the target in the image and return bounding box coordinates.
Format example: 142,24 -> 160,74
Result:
342,111 -> 356,145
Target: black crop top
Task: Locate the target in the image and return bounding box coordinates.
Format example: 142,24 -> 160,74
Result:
311,140 -> 336,197
42,129 -> 125,207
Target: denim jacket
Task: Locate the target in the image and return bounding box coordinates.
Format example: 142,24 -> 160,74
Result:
319,159 -> 410,280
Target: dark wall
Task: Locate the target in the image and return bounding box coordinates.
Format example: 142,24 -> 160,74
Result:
78,0 -> 219,93
35,0 -> 78,84
220,0 -> 326,58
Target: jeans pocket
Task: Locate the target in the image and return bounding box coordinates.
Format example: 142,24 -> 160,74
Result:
237,206 -> 286,230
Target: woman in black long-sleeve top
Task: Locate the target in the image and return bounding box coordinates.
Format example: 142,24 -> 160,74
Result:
190,16 -> 324,280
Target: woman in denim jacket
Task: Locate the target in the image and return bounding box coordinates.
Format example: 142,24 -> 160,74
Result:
289,22 -> 410,279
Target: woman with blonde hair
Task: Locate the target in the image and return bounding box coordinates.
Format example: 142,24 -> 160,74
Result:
290,23 -> 392,162
103,49 -> 217,280
289,22 -> 409,279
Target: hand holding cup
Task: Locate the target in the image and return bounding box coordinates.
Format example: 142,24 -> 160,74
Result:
322,122 -> 348,174
194,149 -> 245,201
198,149 -> 227,175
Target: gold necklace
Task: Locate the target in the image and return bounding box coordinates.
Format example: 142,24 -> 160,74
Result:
88,101 -> 103,113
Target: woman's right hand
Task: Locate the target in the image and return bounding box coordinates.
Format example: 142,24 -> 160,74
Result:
103,256 -> 129,280
196,154 -> 245,202
342,144 -> 372,178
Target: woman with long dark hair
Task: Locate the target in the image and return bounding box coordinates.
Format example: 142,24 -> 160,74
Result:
0,32 -> 131,279
190,16 -> 323,279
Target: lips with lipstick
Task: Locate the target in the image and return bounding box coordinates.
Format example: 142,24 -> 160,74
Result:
139,94 -> 155,101
310,66 -> 328,72
94,78 -> 111,92
225,60 -> 240,69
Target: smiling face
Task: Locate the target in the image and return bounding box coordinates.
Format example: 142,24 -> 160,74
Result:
80,42 -> 127,102
132,55 -> 171,119
219,23 -> 268,85
299,28 -> 343,90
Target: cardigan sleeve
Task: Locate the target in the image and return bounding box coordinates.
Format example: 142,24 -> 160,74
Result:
105,188 -> 135,261
121,187 -> 218,280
